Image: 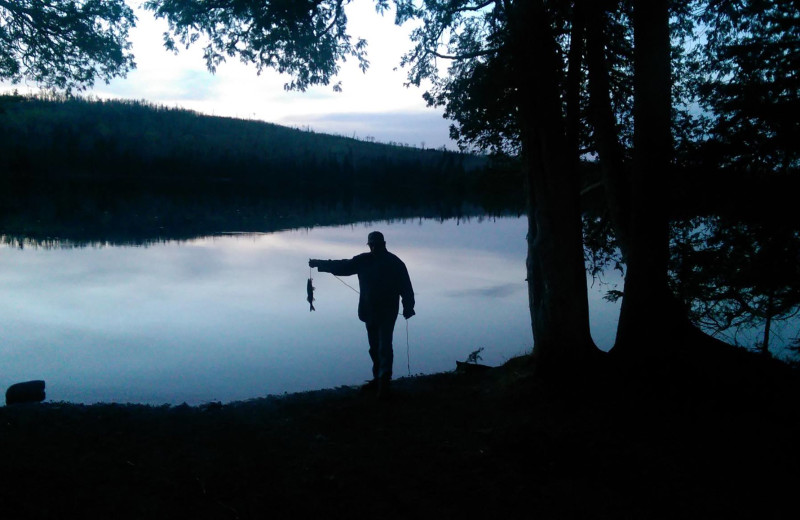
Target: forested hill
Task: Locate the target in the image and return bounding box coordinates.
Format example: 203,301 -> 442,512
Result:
0,94 -> 517,203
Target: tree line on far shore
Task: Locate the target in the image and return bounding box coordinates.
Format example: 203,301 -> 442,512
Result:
0,93 -> 522,210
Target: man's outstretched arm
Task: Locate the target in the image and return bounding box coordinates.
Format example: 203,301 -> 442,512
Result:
309,258 -> 359,277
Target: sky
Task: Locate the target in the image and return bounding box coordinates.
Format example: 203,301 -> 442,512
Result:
2,0 -> 458,150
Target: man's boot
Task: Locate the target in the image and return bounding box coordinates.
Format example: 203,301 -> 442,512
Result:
360,379 -> 378,394
377,377 -> 392,401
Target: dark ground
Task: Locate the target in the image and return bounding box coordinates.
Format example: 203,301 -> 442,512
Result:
1,342 -> 798,519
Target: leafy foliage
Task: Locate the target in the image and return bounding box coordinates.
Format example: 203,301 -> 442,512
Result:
583,213 -> 624,280
144,0 -> 367,91
680,0 -> 800,174
0,0 -> 135,91
390,0 -> 536,155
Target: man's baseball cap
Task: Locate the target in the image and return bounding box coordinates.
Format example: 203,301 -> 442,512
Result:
367,231 -> 385,245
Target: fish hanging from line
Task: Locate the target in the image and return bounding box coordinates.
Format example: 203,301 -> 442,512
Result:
307,277 -> 315,311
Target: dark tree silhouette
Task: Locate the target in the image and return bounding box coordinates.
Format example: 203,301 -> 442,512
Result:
144,0 -> 368,91
690,0 -> 800,175
611,0 -> 682,356
399,0 -> 799,363
394,0 -> 600,369
0,0 -> 135,91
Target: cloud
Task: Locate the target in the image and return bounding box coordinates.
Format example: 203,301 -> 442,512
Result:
279,111 -> 455,149
444,284 -> 523,299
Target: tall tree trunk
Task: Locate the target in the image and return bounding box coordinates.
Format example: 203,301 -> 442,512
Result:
512,0 -> 598,370
565,0 -> 586,163
612,0 -> 688,356
586,1 -> 631,259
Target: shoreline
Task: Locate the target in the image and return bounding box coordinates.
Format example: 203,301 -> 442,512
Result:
2,348 -> 798,518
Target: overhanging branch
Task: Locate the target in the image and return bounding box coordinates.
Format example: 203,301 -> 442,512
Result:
431,46 -> 500,60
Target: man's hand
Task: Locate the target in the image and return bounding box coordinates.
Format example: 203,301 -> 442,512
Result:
309,259 -> 321,268
403,308 -> 415,320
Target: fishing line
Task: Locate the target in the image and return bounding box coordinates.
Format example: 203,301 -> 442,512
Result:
406,318 -> 411,377
333,274 -> 360,294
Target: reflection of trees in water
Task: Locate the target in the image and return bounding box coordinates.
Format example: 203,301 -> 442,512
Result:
0,180 -> 522,248
670,217 -> 800,359
584,214 -> 800,359
6,176 -> 795,360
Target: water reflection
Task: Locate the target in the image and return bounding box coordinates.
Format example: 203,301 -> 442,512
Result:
0,216 -> 620,405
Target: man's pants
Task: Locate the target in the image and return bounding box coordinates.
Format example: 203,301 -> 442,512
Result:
366,313 -> 398,381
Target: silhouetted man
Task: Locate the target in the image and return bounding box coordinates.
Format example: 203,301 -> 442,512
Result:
309,231 -> 415,400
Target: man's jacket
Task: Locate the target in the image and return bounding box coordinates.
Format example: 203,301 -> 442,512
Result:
316,250 -> 414,322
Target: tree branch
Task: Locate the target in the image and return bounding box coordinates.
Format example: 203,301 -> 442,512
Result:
431,47 -> 500,60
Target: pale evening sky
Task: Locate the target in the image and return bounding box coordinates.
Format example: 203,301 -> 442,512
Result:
2,0 -> 458,150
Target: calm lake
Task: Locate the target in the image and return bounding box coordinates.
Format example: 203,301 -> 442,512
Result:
0,216 -> 622,405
